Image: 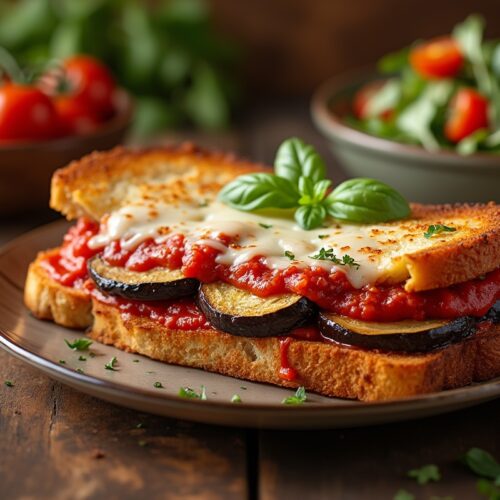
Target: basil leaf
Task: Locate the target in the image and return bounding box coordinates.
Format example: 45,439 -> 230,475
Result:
295,204 -> 326,230
298,175 -> 314,205
326,178 -> 410,223
312,179 -> 331,203
464,448 -> 500,480
274,137 -> 326,185
219,173 -> 299,211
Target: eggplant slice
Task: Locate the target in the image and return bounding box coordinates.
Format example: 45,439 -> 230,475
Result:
197,282 -> 315,337
88,256 -> 199,301
318,312 -> 476,353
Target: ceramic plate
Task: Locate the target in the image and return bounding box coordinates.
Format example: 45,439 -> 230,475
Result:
1,222 -> 499,429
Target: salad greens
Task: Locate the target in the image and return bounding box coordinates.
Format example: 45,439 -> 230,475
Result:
219,137 -> 410,230
0,0 -> 239,134
349,15 -> 500,154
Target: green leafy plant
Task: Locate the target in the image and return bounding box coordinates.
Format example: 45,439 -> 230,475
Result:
104,356 -> 118,371
424,224 -> 457,239
0,0 -> 239,134
351,14 -> 500,154
282,386 -> 307,405
407,464 -> 441,485
178,386 -> 207,400
309,248 -> 360,269
219,138 -> 410,230
462,448 -> 500,500
64,338 -> 93,351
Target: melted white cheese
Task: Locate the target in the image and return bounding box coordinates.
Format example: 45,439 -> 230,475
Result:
88,200 -> 460,289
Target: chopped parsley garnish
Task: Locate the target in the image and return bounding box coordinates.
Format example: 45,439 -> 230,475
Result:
240,386 -> 247,390
59,360 -> 66,364
310,248 -> 360,269
4,380 -> 14,387
393,490 -> 415,500
284,250 -> 295,260
231,394 -> 242,404
153,382 -> 163,389
64,338 -> 93,351
282,386 -> 307,405
104,356 -> 118,371
78,356 -> 87,362
424,224 -> 457,239
146,371 -> 155,374
199,200 -> 209,208
75,368 -> 84,374
407,464 -> 441,485
318,234 -> 329,239
132,359 -> 140,363
178,386 -> 207,400
259,222 -> 273,229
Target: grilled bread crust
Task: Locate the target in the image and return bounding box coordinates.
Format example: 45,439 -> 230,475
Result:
24,255 -> 500,401
48,144 -> 499,292
24,249 -> 92,329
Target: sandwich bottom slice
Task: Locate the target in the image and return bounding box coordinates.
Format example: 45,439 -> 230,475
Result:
25,249 -> 500,402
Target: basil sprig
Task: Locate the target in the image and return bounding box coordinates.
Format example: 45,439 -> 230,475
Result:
219,138 -> 410,229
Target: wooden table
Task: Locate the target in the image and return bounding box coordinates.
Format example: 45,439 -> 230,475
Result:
1,103 -> 499,499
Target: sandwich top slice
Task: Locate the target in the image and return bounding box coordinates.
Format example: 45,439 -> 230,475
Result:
25,142 -> 500,401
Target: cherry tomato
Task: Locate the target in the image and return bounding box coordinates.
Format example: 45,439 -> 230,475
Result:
353,80 -> 393,120
43,55 -> 117,119
0,84 -> 61,142
444,88 -> 489,143
410,37 -> 463,79
54,96 -> 101,135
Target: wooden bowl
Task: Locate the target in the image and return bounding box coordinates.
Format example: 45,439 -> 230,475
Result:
0,91 -> 133,215
311,72 -> 500,204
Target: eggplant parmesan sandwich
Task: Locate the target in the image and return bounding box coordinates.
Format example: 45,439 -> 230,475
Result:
25,139 -> 500,401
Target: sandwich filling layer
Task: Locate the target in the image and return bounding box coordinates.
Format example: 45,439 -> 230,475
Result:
41,216 -> 500,322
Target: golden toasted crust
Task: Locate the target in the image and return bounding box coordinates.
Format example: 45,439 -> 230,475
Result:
48,144 -> 499,291
50,143 -> 266,220
403,203 -> 500,291
24,255 -> 500,400
24,250 -> 92,329
90,298 -> 500,401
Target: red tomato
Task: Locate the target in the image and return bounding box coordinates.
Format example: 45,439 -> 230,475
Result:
410,37 -> 463,79
0,84 -> 61,141
444,88 -> 490,143
43,55 -> 116,119
54,96 -> 101,135
353,80 -> 394,120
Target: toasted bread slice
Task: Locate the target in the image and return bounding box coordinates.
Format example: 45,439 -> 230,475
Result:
48,144 -> 499,292
24,254 -> 500,401
90,293 -> 500,401
25,249 -> 92,329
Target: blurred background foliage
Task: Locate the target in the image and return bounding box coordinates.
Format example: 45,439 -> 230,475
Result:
0,0 -> 240,136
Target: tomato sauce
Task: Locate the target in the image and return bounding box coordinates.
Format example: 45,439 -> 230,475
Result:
42,219 -> 500,322
89,284 -> 212,331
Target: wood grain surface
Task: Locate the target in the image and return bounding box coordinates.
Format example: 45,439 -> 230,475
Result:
1,102 -> 499,499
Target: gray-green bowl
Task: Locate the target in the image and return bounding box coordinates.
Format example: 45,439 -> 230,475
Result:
311,73 -> 500,204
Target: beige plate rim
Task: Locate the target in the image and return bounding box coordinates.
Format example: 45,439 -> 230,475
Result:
0,221 -> 499,429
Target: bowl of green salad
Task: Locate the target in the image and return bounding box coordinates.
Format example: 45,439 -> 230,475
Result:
311,15 -> 500,203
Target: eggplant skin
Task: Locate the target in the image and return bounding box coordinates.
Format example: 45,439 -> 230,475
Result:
88,257 -> 199,301
485,300 -> 500,323
197,282 -> 316,337
318,312 -> 476,353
